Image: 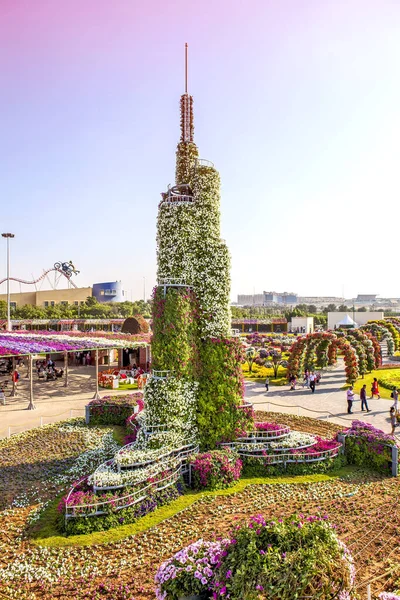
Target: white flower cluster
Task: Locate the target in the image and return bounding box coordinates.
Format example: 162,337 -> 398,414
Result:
268,432 -> 316,450
143,377 -> 198,439
157,159 -> 231,339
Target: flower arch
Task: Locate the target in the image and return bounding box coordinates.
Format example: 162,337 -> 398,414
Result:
360,323 -> 395,357
288,332 -> 359,384
366,320 -> 399,351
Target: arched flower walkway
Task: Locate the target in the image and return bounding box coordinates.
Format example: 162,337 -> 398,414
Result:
287,331 -> 373,384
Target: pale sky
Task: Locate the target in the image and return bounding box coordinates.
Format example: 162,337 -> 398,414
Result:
1,0 -> 400,302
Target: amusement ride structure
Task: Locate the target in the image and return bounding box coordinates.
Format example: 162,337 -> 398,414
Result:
0,261 -> 80,291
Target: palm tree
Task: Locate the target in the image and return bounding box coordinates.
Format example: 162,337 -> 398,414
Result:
245,347 -> 257,373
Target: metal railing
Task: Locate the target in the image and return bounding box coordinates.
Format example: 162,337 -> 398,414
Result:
236,446 -> 341,465
150,370 -> 173,380
236,425 -> 291,442
65,441 -> 198,518
195,158 -> 215,168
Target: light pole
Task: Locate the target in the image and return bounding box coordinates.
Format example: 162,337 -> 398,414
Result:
143,277 -> 146,302
2,233 -> 15,331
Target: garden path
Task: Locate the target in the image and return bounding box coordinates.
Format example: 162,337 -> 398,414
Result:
245,360 -> 395,434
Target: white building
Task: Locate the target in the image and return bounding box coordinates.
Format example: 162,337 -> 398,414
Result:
290,317 -> 314,334
327,312 -> 384,330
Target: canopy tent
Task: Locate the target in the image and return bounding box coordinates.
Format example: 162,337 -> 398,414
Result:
335,314 -> 358,328
0,331 -> 150,410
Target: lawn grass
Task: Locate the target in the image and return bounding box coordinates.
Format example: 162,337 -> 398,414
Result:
349,369 -> 400,400
32,467 -> 355,548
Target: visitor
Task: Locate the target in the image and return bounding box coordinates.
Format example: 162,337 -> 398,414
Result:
290,377 -> 297,390
347,386 -> 355,414
12,369 -> 19,391
315,371 -> 321,384
309,372 -> 316,393
86,353 -> 91,366
265,377 -> 269,393
371,378 -> 380,399
391,387 -> 398,411
360,384 -> 371,412
303,371 -> 309,388
390,407 -> 397,435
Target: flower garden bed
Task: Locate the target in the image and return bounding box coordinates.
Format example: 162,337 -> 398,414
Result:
86,393 -> 144,426
0,414 -> 400,599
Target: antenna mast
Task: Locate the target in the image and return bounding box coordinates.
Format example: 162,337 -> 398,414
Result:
185,42 -> 188,94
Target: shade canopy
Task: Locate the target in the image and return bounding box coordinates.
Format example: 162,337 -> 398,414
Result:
0,331 -> 150,358
336,314 -> 357,327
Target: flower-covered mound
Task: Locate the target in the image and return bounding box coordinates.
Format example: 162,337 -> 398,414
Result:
1,413 -> 399,599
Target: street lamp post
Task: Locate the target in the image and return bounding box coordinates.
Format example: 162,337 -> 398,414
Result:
1,233 -> 15,331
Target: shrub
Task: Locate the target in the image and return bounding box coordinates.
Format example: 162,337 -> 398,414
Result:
213,514 -> 355,600
189,448 -> 242,490
87,393 -> 143,426
155,539 -> 229,600
377,371 -> 400,390
339,420 -> 397,473
62,484 -> 183,536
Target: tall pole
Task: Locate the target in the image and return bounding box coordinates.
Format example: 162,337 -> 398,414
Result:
185,42 -> 188,94
93,349 -> 100,399
27,355 -> 35,410
143,277 -> 146,302
2,233 -> 15,331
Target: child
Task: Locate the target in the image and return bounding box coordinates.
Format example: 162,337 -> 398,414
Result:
290,377 -> 297,391
265,377 -> 269,393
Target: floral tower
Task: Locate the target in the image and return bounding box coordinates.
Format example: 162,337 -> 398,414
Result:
149,45 -> 250,448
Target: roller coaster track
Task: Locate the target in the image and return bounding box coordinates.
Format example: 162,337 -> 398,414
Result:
0,268 -> 77,289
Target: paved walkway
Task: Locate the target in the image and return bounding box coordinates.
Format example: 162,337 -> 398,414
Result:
0,360 -> 396,440
0,362 -> 131,439
245,360 -> 395,434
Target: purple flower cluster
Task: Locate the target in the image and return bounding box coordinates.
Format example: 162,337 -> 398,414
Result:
343,420 -> 396,445
379,594 -> 400,600
155,539 -> 229,600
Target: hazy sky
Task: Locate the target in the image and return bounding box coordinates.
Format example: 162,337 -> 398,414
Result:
1,0 -> 400,302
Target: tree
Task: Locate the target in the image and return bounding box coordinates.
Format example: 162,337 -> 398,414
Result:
245,347 -> 257,372
0,301 -> 7,319
85,296 -> 99,307
307,305 -> 317,314
338,305 -> 350,312
323,304 -> 337,313
266,350 -> 288,379
358,306 -> 367,312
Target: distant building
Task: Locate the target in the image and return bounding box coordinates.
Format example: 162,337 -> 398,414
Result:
0,281 -> 125,309
354,294 -> 378,304
327,311 -> 384,330
237,291 -> 298,307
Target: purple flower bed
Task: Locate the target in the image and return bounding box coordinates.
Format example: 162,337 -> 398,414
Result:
155,539 -> 229,600
189,448 -> 242,491
155,514 -> 355,600
338,420 -> 398,473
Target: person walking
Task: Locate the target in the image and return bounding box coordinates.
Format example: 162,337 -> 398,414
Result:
360,384 -> 371,412
391,387 -> 399,411
265,377 -> 269,393
390,407 -> 397,435
309,372 -> 316,393
347,386 -> 355,414
371,378 -> 380,399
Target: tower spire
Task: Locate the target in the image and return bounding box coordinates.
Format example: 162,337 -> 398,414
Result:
185,42 -> 188,94
180,43 -> 194,143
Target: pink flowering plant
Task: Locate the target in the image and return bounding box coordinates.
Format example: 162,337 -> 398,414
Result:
87,393 -> 144,426
339,420 -> 398,473
189,448 -> 242,491
154,538 -> 229,600
379,593 -> 400,600
212,514 -> 355,600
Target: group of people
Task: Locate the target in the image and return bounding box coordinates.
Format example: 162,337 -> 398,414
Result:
346,378 -> 399,435
74,352 -> 92,366
36,359 -> 64,381
286,370 -> 321,392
